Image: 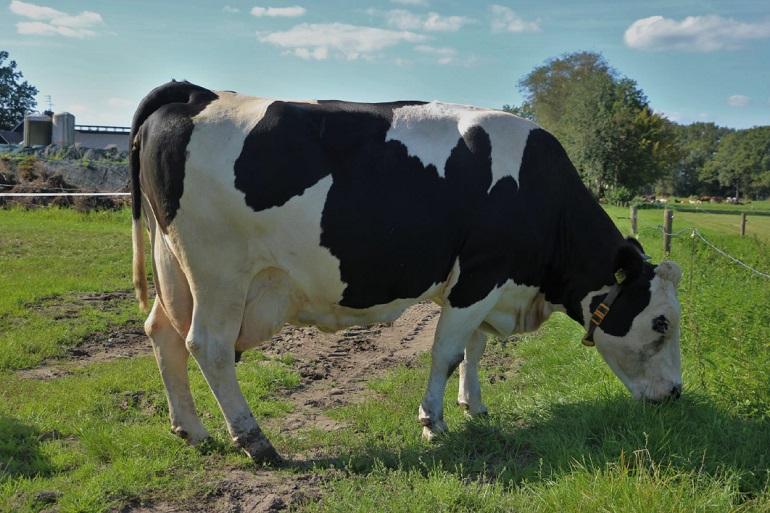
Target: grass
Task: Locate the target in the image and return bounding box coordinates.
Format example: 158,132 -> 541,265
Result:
1,204 -> 769,512
0,208 -> 143,370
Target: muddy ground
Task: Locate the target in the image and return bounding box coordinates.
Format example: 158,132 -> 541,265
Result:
19,295 -> 442,513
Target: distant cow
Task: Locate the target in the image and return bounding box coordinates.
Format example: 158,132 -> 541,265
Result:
130,81 -> 683,463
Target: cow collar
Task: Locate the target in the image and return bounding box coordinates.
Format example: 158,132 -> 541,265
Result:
582,270 -> 626,347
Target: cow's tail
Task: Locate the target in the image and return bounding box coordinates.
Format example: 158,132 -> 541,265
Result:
130,124 -> 149,312
130,80 -> 217,312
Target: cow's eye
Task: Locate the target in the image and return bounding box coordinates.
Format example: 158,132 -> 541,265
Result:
652,315 -> 668,334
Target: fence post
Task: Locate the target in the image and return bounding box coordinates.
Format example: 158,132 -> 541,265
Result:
740,213 -> 747,237
630,205 -> 638,238
663,208 -> 673,255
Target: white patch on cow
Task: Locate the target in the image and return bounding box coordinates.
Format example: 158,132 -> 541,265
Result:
386,102 -> 538,190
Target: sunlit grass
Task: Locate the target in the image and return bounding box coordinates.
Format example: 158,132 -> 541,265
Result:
1,205 -> 769,512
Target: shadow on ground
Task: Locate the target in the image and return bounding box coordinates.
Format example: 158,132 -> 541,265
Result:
0,416 -> 54,480
283,393 -> 770,494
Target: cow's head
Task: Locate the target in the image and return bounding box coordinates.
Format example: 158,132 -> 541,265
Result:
584,240 -> 683,402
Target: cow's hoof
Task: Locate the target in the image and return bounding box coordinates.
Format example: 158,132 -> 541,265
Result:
420,419 -> 448,442
234,429 -> 282,465
458,401 -> 488,419
171,425 -> 210,446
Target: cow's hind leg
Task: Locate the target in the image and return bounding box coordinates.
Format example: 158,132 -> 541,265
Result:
457,330 -> 488,417
185,290 -> 280,464
419,296 -> 498,441
146,298 -> 209,444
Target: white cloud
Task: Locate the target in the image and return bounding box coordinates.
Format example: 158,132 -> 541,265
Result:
223,5 -> 240,13
423,12 -> 471,32
9,0 -> 104,38
251,5 -> 306,17
414,44 -> 477,66
385,9 -> 473,32
414,44 -> 455,64
624,15 -> 770,52
489,5 -> 540,33
385,9 -> 422,30
258,22 -> 427,60
727,95 -> 750,107
9,0 -> 62,19
390,0 -> 429,6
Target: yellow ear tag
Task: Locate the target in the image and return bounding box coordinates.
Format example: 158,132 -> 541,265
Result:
614,269 -> 626,284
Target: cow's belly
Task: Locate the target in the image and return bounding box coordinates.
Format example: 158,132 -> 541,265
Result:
235,266 -> 444,351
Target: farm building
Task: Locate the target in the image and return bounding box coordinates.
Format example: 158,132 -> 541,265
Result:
3,112 -> 130,151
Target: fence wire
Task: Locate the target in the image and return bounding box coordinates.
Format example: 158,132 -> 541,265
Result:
690,229 -> 770,280
652,224 -> 770,280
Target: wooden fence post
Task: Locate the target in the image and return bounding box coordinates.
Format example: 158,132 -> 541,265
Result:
740,213 -> 747,237
630,205 -> 638,238
663,208 -> 673,255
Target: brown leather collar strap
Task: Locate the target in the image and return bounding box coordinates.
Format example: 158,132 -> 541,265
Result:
582,280 -> 624,347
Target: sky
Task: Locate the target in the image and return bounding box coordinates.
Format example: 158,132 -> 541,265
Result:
1,0 -> 769,129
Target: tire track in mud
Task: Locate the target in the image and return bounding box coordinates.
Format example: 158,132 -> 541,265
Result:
263,303 -> 440,440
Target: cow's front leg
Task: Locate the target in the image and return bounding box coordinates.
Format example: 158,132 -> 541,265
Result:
146,298 -> 210,444
457,330 -> 488,417
419,298 -> 496,441
186,299 -> 280,464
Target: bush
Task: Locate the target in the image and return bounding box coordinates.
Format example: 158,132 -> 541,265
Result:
604,186 -> 635,206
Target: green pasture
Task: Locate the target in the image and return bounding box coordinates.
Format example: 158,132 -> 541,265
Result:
1,206 -> 769,512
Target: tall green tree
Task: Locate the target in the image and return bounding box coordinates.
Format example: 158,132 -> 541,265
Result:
0,50 -> 38,130
702,126 -> 770,200
671,122 -> 733,196
513,51 -> 678,199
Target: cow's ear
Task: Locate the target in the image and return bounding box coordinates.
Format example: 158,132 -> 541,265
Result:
614,242 -> 644,283
626,236 -> 651,261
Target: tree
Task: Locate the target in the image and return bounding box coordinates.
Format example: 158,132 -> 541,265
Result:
670,122 -> 733,196
0,51 -> 38,130
513,51 -> 678,199
702,126 -> 770,200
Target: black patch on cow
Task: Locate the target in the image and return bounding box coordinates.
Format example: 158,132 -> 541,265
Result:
588,265 -> 654,337
134,81 -> 218,231
235,350 -> 243,363
652,315 -> 669,334
446,353 -> 465,379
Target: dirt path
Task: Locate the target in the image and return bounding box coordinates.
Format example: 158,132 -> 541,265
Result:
17,291 -> 150,379
263,302 -> 440,442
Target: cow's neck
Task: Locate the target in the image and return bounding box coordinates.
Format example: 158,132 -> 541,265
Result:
545,189 -> 626,328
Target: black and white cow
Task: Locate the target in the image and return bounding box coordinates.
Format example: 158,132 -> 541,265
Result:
130,80 -> 683,463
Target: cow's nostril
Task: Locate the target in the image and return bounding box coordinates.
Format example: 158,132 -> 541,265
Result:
671,384 -> 682,399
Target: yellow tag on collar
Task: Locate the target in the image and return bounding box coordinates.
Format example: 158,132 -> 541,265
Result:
614,269 -> 626,284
